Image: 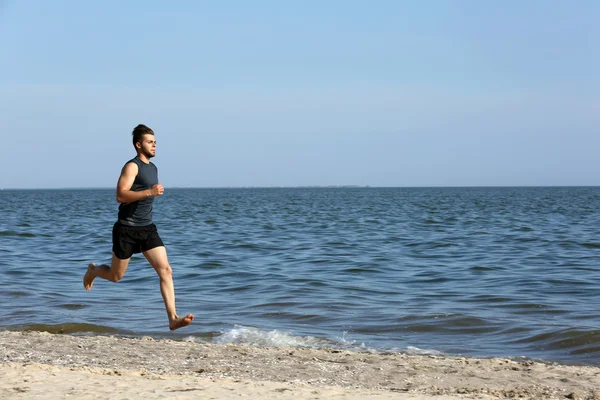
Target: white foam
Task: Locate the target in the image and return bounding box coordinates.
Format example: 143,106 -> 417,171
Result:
334,330 -> 366,349
213,325 -> 445,356
405,346 -> 443,356
215,325 -> 327,347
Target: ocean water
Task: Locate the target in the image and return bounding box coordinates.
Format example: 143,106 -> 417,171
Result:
1,187 -> 600,365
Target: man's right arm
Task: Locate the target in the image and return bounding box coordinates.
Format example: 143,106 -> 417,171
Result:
116,162 -> 152,203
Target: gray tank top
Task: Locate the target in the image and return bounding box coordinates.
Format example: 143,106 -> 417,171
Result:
118,156 -> 158,226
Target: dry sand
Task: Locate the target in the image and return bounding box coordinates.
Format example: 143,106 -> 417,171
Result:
1,331 -> 599,399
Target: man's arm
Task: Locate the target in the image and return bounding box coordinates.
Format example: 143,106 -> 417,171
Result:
116,162 -> 164,203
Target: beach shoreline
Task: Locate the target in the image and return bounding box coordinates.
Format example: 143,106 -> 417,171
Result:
1,331 -> 599,399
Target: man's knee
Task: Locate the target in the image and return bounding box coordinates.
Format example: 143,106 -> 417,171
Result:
156,264 -> 173,278
109,271 -> 126,282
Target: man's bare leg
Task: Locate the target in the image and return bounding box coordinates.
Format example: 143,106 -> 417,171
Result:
84,253 -> 131,290
143,246 -> 194,330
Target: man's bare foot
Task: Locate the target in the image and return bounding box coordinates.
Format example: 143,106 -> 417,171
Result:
169,313 -> 194,331
83,263 -> 96,290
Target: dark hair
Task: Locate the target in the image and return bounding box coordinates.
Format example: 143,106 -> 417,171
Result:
132,124 -> 154,148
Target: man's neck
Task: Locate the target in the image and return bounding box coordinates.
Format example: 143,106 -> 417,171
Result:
137,153 -> 151,164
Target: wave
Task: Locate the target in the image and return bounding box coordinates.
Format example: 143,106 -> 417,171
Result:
208,325 -> 443,357
0,230 -> 36,238
510,328 -> 600,357
13,323 -> 133,335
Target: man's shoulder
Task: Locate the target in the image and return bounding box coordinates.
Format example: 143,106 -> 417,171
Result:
121,159 -> 139,173
124,157 -> 142,167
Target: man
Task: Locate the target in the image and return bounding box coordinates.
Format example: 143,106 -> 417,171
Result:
83,124 -> 194,331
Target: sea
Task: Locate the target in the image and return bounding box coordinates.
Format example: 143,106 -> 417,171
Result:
1,187 -> 600,366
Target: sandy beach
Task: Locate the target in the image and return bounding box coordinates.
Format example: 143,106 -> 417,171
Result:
1,331 -> 599,400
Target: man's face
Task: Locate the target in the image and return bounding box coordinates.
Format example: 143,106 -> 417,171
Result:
137,134 -> 156,158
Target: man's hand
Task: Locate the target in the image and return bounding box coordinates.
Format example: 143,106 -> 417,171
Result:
150,184 -> 164,197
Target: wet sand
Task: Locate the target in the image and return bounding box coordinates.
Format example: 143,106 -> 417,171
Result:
1,331 -> 599,399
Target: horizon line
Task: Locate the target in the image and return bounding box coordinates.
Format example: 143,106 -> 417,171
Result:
1,185 -> 599,191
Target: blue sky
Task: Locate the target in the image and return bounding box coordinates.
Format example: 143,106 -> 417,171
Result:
1,1 -> 598,188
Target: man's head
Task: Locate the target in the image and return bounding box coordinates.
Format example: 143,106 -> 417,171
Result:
132,124 -> 156,159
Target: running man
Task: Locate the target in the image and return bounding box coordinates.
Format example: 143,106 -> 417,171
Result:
83,124 -> 194,331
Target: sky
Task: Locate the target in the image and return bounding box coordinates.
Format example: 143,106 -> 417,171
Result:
0,1 -> 598,188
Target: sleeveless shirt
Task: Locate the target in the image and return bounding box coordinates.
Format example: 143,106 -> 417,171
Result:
117,156 -> 158,226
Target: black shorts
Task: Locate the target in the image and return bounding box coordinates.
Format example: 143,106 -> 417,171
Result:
112,222 -> 164,260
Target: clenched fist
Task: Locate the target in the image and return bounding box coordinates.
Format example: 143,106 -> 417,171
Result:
150,183 -> 164,197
